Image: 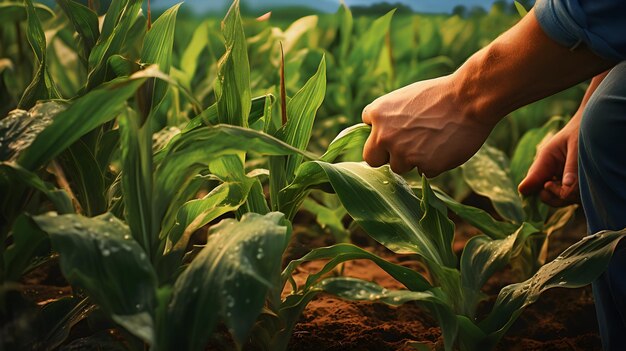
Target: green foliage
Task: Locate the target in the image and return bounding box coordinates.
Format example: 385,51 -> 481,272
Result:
0,2 -> 615,351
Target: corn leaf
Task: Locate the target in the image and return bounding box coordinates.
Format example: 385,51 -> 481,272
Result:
118,108 -> 155,258
279,56 -> 326,180
514,1 -> 528,17
57,0 -> 99,62
348,9 -> 395,72
413,185 -> 518,240
215,0 -> 251,127
17,71 -> 151,171
479,230 -> 626,345
165,181 -> 252,254
161,212 -> 289,350
139,3 -> 181,115
180,21 -> 210,86
0,2 -> 53,22
32,212 -> 158,344
510,116 -> 565,187
3,214 -> 49,281
283,162 -> 455,268
459,223 -> 539,316
0,162 -> 73,214
87,0 -> 142,90
320,123 -> 370,162
282,243 -> 432,292
462,144 -> 524,223
152,125 -> 313,226
18,0 -> 59,108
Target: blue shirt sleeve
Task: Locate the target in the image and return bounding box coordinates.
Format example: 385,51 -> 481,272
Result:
534,0 -> 626,61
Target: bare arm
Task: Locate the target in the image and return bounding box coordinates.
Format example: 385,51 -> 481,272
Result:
455,9 -> 614,125
362,9 -> 615,176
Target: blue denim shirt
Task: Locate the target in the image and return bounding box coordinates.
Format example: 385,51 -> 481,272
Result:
534,0 -> 626,61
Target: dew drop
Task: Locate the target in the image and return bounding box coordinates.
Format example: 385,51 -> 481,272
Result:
382,180 -> 389,185
123,234 -> 131,240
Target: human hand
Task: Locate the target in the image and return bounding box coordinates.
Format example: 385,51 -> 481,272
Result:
518,114 -> 582,207
361,75 -> 495,177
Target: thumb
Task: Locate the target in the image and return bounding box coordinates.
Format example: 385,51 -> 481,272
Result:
560,146 -> 578,199
518,151 -> 556,196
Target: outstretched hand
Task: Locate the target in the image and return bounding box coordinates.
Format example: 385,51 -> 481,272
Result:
518,114 -> 582,207
361,75 -> 495,177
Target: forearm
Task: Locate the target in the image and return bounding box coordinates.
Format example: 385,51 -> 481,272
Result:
453,8 -> 615,126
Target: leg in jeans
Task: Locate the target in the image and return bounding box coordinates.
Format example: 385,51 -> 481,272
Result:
579,60 -> 626,350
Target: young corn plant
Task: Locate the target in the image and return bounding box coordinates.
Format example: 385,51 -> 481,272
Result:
276,144 -> 626,350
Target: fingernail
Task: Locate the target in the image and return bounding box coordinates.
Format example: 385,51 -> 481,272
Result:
563,173 -> 576,187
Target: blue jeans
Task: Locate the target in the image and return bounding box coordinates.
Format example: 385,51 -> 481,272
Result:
579,61 -> 626,350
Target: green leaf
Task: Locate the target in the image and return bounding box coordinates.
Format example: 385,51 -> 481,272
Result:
0,162 -> 73,214
419,177 -> 457,267
480,230 -> 626,346
3,214 -> 49,281
58,140 -> 107,216
348,9 -> 395,73
0,102 -> 63,162
18,0 -> 59,108
302,197 -> 349,242
514,1 -> 528,17
161,213 -> 289,350
180,21 -> 210,86
336,2 -> 353,61
118,108 -> 155,258
278,56 -> 327,180
165,181 -> 251,253
282,243 -> 433,292
17,70 -> 151,171
0,2 -> 53,22
414,185 -> 518,239
87,0 -> 142,90
215,0 -> 251,127
283,162 -> 452,267
139,3 -> 181,116
153,124 -> 314,227
32,212 -> 158,344
459,223 -> 539,316
510,116 -> 565,187
462,144 -> 524,223
57,0 -> 100,62
320,123 -> 370,163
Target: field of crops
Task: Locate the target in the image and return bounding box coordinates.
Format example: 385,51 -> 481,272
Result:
1,0 -> 623,350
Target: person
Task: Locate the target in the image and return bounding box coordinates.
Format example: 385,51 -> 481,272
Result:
361,0 -> 626,349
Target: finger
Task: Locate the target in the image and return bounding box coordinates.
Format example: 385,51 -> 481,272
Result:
362,132 -> 389,167
518,152 -> 557,196
560,143 -> 578,199
389,155 -> 413,174
544,180 -> 580,206
539,188 -> 569,207
362,103 -> 374,125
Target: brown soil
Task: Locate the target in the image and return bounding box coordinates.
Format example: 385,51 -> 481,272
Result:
286,211 -> 602,351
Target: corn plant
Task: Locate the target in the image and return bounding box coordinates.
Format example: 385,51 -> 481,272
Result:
278,151 -> 626,350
